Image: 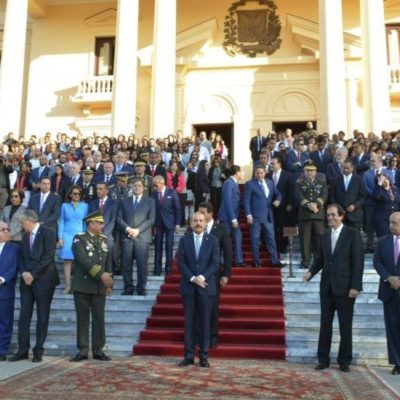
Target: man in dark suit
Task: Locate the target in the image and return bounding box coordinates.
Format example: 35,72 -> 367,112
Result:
219,165 -> 246,267
177,212 -> 219,368
9,210 -> 60,362
267,156 -> 293,252
89,182 -> 118,272
118,180 -> 155,295
326,147 -> 348,185
249,129 -> 267,162
374,212 -> 400,374
114,151 -> 134,175
244,165 -> 283,268
285,138 -> 310,181
309,137 -> 332,174
94,161 -> 116,186
69,162 -> 84,188
330,159 -> 365,230
303,203 -> 364,372
198,202 -> 232,347
28,176 -> 62,231
29,155 -> 51,192
352,142 -> 370,177
70,210 -> 113,362
0,222 -> 19,361
146,151 -> 167,179
152,175 -> 181,275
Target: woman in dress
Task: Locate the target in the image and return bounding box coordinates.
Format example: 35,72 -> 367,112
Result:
58,184 -> 89,294
51,164 -> 71,200
15,161 -> 32,207
0,189 -> 26,245
166,160 -> 186,226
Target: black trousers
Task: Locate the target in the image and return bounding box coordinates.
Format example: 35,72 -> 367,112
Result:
17,284 -> 55,356
383,293 -> 400,365
73,291 -> 106,356
182,292 -> 215,361
317,292 -> 355,367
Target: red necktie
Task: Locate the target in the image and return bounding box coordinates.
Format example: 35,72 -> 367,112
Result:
297,152 -> 301,162
152,166 -> 156,177
99,200 -> 104,209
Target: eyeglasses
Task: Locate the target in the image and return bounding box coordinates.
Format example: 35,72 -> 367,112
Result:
0,228 -> 10,232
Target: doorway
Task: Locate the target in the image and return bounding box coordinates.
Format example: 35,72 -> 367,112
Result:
192,123 -> 234,162
273,121 -> 317,136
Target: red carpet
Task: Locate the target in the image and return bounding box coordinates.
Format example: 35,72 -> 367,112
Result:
1,356 -> 398,400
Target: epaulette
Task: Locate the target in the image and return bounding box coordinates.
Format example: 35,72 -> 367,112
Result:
99,234 -> 107,239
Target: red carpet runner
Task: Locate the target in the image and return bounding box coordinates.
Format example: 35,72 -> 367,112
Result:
133,233 -> 286,359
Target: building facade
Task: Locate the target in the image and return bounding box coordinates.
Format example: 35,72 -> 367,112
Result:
0,0 -> 399,167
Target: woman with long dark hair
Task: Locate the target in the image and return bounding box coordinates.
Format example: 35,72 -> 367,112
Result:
194,160 -> 210,210
51,164 -> 71,200
166,160 -> 186,226
58,185 -> 89,294
1,189 -> 26,244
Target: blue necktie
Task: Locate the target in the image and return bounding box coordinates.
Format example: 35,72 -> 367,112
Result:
195,235 -> 201,259
133,196 -> 139,210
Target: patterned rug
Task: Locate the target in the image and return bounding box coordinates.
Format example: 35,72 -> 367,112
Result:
0,356 -> 398,400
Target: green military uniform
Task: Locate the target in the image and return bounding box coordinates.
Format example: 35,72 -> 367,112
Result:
295,163 -> 328,269
131,174 -> 153,197
71,225 -> 111,357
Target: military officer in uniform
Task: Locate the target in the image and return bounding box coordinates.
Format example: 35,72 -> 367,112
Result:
131,159 -> 153,197
70,210 -> 113,362
295,160 -> 328,269
81,167 -> 97,203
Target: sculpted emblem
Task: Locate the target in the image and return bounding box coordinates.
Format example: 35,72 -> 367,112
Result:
223,0 -> 282,58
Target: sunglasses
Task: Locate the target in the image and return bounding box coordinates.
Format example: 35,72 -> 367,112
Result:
0,228 -> 10,232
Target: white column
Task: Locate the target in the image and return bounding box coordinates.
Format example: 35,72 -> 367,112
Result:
150,0 -> 177,137
361,0 -> 391,133
319,0 -> 347,134
111,0 -> 139,135
0,0 -> 29,138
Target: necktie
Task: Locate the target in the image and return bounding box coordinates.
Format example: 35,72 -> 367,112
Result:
319,151 -> 323,162
259,180 -> 269,198
194,235 -> 201,259
133,196 -> 139,209
257,137 -> 261,152
273,173 -> 278,186
395,236 -> 400,264
105,175 -> 109,184
40,194 -> 45,212
152,166 -> 156,177
344,176 -> 349,191
159,192 -> 163,203
331,230 -> 339,253
99,200 -> 104,209
29,232 -> 34,250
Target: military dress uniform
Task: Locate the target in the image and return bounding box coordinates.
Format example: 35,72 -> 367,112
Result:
295,162 -> 328,269
71,212 -> 111,360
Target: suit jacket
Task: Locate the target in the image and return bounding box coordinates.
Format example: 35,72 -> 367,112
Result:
310,226 -> 364,296
146,164 -> 167,180
29,166 -> 51,188
352,153 -> 371,176
326,162 -> 342,185
94,173 -> 116,186
374,235 -> 400,302
249,136 -> 267,160
285,150 -> 310,180
20,225 -> 60,290
219,177 -> 241,224
151,188 -> 181,229
0,205 -> 26,241
244,178 -> 281,222
28,192 -> 62,229
330,174 -> 365,223
88,197 -> 118,238
177,232 -> 219,296
0,242 -> 19,299
267,169 -> 293,209
114,164 -> 134,176
310,150 -> 332,174
118,196 -> 155,243
208,221 -> 232,279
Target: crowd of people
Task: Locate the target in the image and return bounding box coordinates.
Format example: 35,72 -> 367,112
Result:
0,123 -> 400,370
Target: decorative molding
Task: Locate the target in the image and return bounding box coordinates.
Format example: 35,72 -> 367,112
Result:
84,8 -> 116,30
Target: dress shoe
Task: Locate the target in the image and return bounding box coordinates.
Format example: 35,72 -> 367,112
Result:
8,353 -> 29,362
391,365 -> 400,375
300,264 -> 309,270
339,365 -> 350,372
121,290 -> 134,296
32,354 -> 42,363
209,341 -> 218,349
93,353 -> 111,361
165,271 -> 172,276
237,263 -> 249,268
153,271 -> 161,276
137,289 -> 147,296
0,354 -> 7,361
199,359 -> 210,368
70,354 -> 88,362
273,262 -> 286,268
252,263 -> 261,268
365,248 -> 374,254
178,358 -> 194,367
314,363 -> 329,370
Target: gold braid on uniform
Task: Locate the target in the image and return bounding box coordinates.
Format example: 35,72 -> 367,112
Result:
300,199 -> 309,206
89,264 -> 102,278
316,198 -> 324,206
